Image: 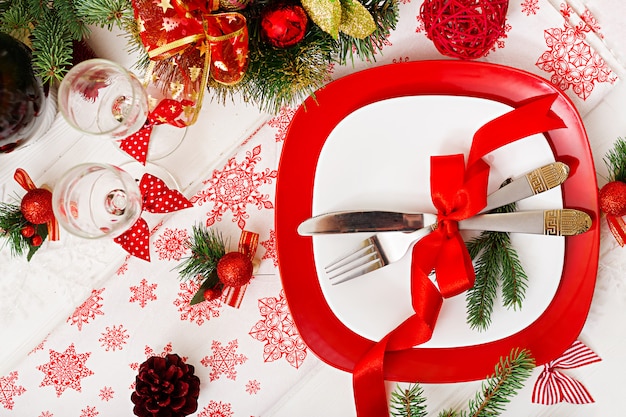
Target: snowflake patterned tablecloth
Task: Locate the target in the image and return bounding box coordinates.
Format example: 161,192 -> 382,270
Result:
1,1 -> 624,416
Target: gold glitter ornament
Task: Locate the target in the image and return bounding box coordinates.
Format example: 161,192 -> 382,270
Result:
301,0 -> 342,38
338,0 -> 376,39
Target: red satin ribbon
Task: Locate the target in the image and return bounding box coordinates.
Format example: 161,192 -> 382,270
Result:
352,94 -> 567,417
114,174 -> 193,261
14,168 -> 60,241
222,230 -> 259,308
119,99 -> 191,165
532,340 -> 601,405
606,214 -> 626,246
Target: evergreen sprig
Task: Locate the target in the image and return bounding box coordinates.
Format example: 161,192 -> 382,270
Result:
0,202 -> 29,257
390,383 -> 427,417
465,201 -> 528,331
603,136 -> 626,182
389,349 -> 535,417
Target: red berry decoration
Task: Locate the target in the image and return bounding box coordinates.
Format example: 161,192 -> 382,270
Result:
420,0 -> 508,60
599,180 -> 626,216
203,286 -> 223,301
217,251 -> 253,287
261,3 -> 308,48
31,234 -> 43,247
20,188 -> 54,225
20,224 -> 35,238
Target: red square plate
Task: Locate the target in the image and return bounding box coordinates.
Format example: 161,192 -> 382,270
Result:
275,60 -> 599,383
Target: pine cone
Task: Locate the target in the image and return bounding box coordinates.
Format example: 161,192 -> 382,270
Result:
131,354 -> 200,417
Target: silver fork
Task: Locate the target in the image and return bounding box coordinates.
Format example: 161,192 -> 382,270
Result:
324,162 -> 570,284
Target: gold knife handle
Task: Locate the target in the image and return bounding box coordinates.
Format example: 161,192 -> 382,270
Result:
543,209 -> 592,236
459,209 -> 591,236
526,161 -> 570,194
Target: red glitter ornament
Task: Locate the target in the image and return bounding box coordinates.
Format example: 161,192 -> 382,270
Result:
217,251 -> 253,287
420,0 -> 509,60
20,188 -> 54,225
261,3 -> 308,48
203,286 -> 223,301
599,181 -> 626,216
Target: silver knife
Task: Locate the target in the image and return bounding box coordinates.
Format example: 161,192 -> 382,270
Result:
298,161 -> 570,235
298,209 -> 592,236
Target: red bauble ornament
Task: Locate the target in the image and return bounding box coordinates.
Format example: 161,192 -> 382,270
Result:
420,0 -> 509,60
217,251 -> 253,287
599,180 -> 626,216
20,188 -> 54,225
261,3 -> 308,48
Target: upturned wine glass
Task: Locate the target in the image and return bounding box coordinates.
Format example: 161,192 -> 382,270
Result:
52,163 -> 143,239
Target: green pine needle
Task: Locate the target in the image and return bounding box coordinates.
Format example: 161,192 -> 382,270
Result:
31,15 -> 74,84
465,348 -> 535,417
603,137 -> 626,182
389,383 -> 428,417
176,224 -> 227,282
0,202 -> 29,257
465,199 -> 528,331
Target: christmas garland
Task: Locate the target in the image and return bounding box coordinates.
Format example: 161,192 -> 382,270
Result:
0,0 -> 399,113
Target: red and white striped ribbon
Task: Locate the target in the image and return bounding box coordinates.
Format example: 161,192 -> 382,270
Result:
532,340 -> 601,405
222,230 -> 259,308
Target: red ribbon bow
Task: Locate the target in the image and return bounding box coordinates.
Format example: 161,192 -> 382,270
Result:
352,94 -> 568,417
532,340 -> 601,405
114,174 -> 193,261
119,99 -> 191,165
222,230 -> 259,308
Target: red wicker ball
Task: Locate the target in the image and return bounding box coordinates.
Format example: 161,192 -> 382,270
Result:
420,0 -> 509,60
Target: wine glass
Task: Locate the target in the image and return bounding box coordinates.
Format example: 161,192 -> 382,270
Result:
57,58 -> 186,161
52,163 -> 143,239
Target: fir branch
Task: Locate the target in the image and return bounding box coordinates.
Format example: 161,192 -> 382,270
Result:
30,14 -> 74,83
465,348 -> 535,417
336,0 -> 399,65
74,0 -> 132,29
0,202 -> 29,257
437,411 -> 460,417
603,136 -> 626,182
176,224 -> 227,282
51,0 -> 89,40
465,200 -> 528,331
389,383 -> 428,417
0,2 -> 33,44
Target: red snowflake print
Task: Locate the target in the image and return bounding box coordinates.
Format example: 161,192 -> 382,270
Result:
116,261 -> 128,276
174,280 -> 223,325
197,400 -> 234,417
520,0 -> 539,16
129,342 -> 178,371
29,336 -> 47,355
249,290 -> 307,368
154,227 -> 189,261
129,278 -> 158,308
393,56 -> 410,64
0,371 -> 26,410
99,386 -> 114,401
246,379 -> 261,395
415,14 -> 425,34
267,107 -> 296,141
99,324 -> 129,352
38,412 -> 53,417
190,145 -> 278,229
80,405 -> 99,417
201,339 -> 248,381
67,288 -> 105,331
260,230 -> 278,267
536,4 -> 616,100
37,344 -> 94,397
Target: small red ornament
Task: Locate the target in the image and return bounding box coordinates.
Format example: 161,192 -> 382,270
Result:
217,251 -> 253,287
31,234 -> 43,247
203,286 -> 223,301
20,224 -> 35,238
20,188 -> 54,225
261,3 -> 308,48
599,180 -> 626,216
420,0 -> 509,60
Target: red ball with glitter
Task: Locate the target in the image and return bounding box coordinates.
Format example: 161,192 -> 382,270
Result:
420,0 -> 509,59
599,180 -> 626,216
261,3 -> 308,48
20,188 -> 54,224
217,251 -> 253,287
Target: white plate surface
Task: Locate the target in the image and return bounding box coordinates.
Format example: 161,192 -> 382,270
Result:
312,96 -> 564,347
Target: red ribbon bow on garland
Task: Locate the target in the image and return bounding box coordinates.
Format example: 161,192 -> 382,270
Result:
222,230 -> 259,308
114,174 -> 193,261
132,0 -> 249,126
532,340 -> 601,405
352,94 -> 568,417
119,99 -> 192,165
